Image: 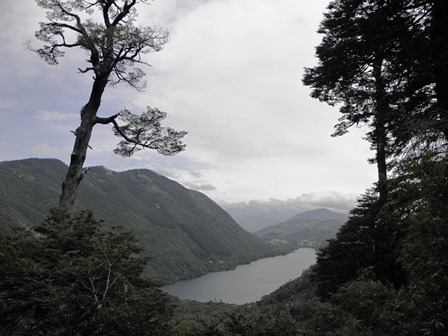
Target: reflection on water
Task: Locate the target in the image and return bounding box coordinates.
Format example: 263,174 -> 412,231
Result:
162,248 -> 316,304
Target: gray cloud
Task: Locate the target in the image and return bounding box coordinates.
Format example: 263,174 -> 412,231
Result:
189,171 -> 204,179
220,191 -> 360,216
183,181 -> 217,192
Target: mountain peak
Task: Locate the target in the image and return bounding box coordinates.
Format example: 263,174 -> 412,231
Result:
288,208 -> 348,222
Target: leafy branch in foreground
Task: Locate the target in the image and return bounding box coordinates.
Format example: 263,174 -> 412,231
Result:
111,106 -> 188,157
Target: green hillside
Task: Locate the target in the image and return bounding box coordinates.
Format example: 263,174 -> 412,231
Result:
0,158 -> 290,283
254,209 -> 347,249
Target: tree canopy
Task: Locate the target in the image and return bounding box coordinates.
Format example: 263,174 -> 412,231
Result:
303,1 -> 448,334
0,208 -> 173,335
302,0 -> 434,204
32,0 -> 187,210
35,0 -> 167,88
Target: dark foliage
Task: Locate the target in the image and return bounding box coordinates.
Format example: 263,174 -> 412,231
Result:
0,208 -> 173,336
314,192 -> 407,299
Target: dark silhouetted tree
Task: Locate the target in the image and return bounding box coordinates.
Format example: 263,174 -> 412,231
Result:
32,0 -> 187,210
304,0 -> 447,301
304,0 -> 419,204
307,2 -> 448,333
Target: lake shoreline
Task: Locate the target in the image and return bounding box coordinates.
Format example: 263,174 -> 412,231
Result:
162,248 -> 316,304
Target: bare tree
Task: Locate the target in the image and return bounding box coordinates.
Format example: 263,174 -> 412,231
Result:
33,0 -> 187,210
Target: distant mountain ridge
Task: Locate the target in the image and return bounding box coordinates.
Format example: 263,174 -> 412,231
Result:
222,205 -> 349,233
221,206 -> 298,232
0,158 -> 288,283
287,208 -> 349,222
254,209 -> 348,249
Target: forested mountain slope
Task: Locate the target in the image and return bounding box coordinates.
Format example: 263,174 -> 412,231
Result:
0,158 -> 286,283
288,208 -> 348,222
254,209 -> 348,248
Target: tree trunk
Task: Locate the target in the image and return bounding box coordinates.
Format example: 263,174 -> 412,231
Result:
373,56 -> 389,205
59,77 -> 108,210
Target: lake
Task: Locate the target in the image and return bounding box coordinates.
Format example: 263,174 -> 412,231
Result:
162,248 -> 316,304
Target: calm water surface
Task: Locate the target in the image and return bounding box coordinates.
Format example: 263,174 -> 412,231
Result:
162,248 -> 316,304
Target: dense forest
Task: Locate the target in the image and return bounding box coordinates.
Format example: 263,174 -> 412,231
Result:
1,0 -> 448,335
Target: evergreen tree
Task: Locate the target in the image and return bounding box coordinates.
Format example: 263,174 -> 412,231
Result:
314,191 -> 407,300
303,0 -> 414,203
0,209 -> 173,335
307,2 -> 448,332
303,0 -> 419,298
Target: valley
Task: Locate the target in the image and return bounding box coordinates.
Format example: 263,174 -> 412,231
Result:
0,158 -> 346,285
0,158 -> 293,283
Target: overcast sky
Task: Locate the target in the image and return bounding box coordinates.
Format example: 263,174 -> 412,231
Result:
0,0 -> 377,213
